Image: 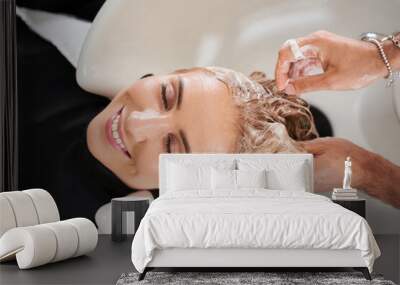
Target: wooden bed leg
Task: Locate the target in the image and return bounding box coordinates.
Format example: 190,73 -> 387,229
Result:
354,267 -> 372,280
138,268 -> 148,281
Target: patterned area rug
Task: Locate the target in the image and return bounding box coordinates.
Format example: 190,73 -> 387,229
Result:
116,272 -> 396,285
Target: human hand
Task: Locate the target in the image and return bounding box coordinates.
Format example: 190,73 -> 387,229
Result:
275,30 -> 390,95
299,137 -> 372,193
300,137 -> 400,208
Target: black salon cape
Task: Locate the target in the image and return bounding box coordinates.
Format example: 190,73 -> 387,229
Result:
17,0 -> 135,221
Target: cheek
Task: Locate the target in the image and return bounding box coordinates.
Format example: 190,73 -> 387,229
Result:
133,141 -> 163,188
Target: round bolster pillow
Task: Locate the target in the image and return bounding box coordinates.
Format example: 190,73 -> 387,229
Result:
0,218 -> 98,269
0,189 -> 60,238
1,191 -> 40,228
0,196 -> 17,237
23,189 -> 60,224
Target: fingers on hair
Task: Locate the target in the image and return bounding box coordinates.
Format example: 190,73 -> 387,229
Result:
250,71 -> 318,140
236,72 -> 318,154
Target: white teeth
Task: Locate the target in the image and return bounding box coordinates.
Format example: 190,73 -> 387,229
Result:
111,113 -> 128,151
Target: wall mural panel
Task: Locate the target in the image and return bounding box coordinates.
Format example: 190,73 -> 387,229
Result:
14,0 -> 400,234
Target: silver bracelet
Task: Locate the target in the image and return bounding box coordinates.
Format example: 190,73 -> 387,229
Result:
361,32 -> 400,87
367,38 -> 395,87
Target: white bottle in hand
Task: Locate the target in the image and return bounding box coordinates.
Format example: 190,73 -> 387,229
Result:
343,157 -> 352,190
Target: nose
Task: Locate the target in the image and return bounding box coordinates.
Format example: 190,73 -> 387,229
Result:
125,109 -> 171,143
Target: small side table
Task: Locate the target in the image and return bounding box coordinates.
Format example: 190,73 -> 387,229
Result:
111,197 -> 150,242
332,199 -> 366,218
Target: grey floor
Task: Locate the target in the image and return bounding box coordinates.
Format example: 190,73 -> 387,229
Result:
0,235 -> 398,285
0,235 -> 133,285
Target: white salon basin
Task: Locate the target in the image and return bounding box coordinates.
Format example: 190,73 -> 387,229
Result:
356,83 -> 400,165
77,0 -> 400,233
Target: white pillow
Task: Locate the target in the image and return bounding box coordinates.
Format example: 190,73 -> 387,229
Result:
211,168 -> 236,190
236,169 -> 267,189
167,163 -> 210,191
211,168 -> 267,190
237,159 -> 309,191
267,165 -> 307,191
166,159 -> 236,192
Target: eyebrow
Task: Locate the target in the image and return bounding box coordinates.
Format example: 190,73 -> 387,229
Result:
176,77 -> 184,109
179,130 -> 191,153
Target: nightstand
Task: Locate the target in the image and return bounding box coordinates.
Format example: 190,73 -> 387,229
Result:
332,199 -> 366,218
111,197 -> 150,242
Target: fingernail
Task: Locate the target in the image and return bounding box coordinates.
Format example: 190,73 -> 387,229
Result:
285,83 -> 296,95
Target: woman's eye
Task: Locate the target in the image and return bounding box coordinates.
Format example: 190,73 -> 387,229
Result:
161,83 -> 176,111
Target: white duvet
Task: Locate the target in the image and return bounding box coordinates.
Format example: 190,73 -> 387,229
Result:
131,190 -> 380,273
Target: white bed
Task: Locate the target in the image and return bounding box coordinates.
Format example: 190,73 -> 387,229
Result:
131,154 -> 380,280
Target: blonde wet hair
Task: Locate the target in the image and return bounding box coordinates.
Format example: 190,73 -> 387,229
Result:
204,67 -> 318,153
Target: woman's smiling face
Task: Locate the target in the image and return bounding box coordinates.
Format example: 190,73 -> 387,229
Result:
87,68 -> 239,189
